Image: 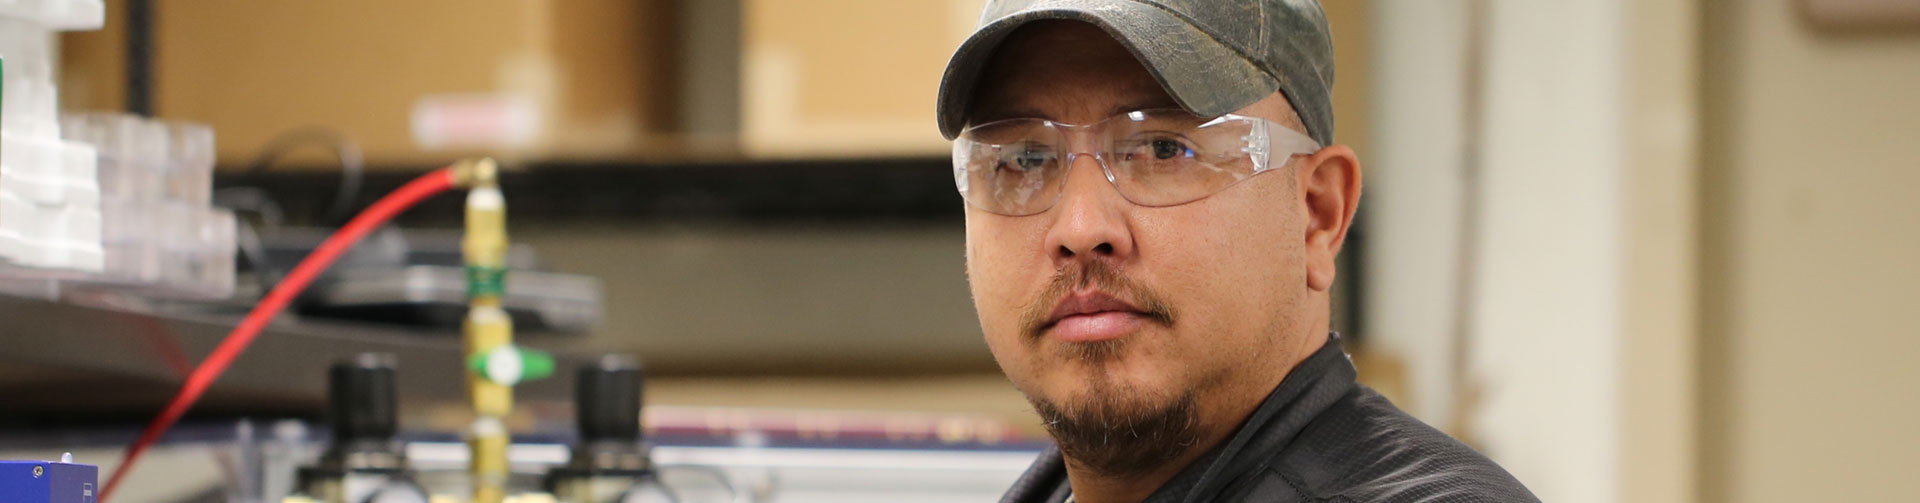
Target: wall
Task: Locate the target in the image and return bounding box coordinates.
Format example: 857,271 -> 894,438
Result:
1368,1 -> 1701,501
1364,0 -> 1471,425
1622,0 -> 1701,501
1466,3 -> 1625,501
1700,0 -> 1920,501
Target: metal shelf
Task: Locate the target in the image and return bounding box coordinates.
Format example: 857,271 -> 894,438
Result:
218,156 -> 963,228
0,293 -> 587,423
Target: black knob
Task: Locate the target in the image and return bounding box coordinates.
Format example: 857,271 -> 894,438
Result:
328,353 -> 398,444
577,355 -> 644,443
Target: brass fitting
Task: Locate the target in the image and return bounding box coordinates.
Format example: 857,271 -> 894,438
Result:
451,157 -> 500,189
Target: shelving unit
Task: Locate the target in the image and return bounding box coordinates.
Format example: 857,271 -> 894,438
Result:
0,293 -> 585,421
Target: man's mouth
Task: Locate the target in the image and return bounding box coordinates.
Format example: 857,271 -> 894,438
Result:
1042,291 -> 1150,343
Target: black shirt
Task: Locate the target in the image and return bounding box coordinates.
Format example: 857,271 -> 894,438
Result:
998,334 -> 1539,502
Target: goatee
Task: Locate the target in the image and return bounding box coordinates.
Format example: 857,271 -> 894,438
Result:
1030,384 -> 1202,477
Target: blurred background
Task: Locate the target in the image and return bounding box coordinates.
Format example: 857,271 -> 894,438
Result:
0,0 -> 1915,502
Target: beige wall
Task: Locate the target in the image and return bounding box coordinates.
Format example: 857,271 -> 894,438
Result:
1700,0 -> 1920,501
1364,0 -> 1471,425
1622,0 -> 1700,501
1370,1 -> 1706,501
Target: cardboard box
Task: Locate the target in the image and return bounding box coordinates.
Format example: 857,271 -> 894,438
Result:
736,0 -> 1370,160
68,0 -> 678,168
739,0 -> 983,159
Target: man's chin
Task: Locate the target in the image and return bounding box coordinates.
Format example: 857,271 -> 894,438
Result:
1027,380 -> 1203,477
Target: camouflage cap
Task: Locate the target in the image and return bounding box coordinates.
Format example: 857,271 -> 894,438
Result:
935,0 -> 1336,147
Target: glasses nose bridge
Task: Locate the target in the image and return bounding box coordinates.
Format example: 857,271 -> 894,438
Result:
1053,124 -> 1118,184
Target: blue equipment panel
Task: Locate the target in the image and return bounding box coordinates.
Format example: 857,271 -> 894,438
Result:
0,461 -> 98,503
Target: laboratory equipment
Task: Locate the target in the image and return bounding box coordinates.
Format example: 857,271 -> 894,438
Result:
1,132 -> 1021,502
0,455 -> 98,503
292,354 -> 429,503
545,356 -> 676,503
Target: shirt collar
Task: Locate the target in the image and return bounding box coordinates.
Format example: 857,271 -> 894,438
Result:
1148,332 -> 1358,502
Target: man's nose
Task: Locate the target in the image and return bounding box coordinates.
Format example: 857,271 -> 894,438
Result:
1044,153 -> 1135,266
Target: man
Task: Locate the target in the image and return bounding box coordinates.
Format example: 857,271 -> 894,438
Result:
935,1 -> 1537,502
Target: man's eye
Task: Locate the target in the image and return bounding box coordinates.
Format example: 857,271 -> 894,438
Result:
1150,139 -> 1193,160
1001,147 -> 1054,172
1120,137 -> 1198,162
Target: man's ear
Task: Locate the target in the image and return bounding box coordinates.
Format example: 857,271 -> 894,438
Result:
1298,144 -> 1363,292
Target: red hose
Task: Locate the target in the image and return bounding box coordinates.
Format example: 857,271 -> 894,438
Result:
102,168 -> 458,501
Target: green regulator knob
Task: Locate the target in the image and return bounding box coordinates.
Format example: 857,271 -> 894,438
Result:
468,345 -> 555,386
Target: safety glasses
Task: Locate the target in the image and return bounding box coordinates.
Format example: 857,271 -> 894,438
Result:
952,108 -> 1320,216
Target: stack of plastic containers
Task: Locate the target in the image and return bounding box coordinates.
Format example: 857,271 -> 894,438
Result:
0,0 -> 105,278
62,113 -> 235,299
2,0 -> 235,300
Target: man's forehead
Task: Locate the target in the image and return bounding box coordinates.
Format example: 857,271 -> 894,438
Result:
967,21 -> 1181,125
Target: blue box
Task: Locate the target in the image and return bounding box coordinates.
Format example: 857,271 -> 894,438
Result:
0,461 -> 98,503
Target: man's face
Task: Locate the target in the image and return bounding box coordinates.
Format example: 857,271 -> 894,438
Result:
963,21 -> 1339,472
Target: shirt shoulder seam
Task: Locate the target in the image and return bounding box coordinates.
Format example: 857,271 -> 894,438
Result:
1270,465 -> 1354,503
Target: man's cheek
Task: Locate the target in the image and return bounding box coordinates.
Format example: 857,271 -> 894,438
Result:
975,246 -> 1033,299
970,263 -> 1026,342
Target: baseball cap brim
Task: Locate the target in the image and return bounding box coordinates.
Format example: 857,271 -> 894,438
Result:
936,0 -> 1281,140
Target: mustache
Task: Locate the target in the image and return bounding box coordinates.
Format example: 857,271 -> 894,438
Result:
1017,260 -> 1175,341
